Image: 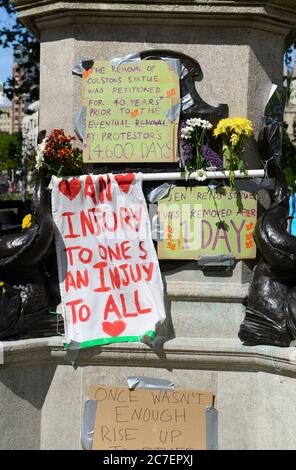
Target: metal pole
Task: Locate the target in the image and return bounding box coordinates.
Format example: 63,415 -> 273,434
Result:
140,169 -> 265,181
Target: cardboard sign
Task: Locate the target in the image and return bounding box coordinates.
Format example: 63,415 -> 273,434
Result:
82,60 -> 180,163
158,186 -> 257,259
89,385 -> 214,450
51,174 -> 166,349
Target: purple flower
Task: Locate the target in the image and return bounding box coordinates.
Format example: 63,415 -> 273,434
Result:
178,120 -> 187,137
202,144 -> 223,170
182,142 -> 194,161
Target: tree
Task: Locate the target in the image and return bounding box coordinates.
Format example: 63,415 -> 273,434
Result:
0,0 -> 39,102
282,42 -> 296,187
0,132 -> 22,170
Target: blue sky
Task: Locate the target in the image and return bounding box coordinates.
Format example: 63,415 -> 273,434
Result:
0,7 -> 14,86
0,46 -> 13,84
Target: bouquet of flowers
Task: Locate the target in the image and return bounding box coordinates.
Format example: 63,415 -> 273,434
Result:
35,128 -> 84,176
179,118 -> 223,179
213,117 -> 253,190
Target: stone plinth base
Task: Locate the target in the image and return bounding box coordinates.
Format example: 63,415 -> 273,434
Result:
1,336 -> 296,450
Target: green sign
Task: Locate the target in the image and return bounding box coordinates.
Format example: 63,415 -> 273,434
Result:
158,186 -> 257,260
82,60 -> 180,163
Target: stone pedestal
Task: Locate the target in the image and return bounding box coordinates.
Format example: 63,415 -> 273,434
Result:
2,338 -> 296,450
3,0 -> 296,449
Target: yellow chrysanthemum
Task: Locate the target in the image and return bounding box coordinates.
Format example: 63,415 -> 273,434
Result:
213,118 -> 229,137
22,214 -> 32,230
230,133 -> 239,146
231,117 -> 253,137
0,280 -> 5,294
214,117 -> 253,138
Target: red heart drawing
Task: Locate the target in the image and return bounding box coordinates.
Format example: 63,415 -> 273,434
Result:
114,173 -> 135,193
58,179 -> 81,201
102,320 -> 126,337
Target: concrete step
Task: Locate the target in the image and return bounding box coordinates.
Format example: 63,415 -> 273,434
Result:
164,280 -> 248,339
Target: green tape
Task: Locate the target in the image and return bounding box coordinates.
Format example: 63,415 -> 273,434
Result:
48,310 -> 60,316
64,330 -> 156,350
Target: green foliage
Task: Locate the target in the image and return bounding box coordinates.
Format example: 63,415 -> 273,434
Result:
0,132 -> 22,170
282,122 -> 296,188
0,1 -> 39,102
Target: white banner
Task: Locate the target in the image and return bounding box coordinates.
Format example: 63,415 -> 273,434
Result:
51,173 -> 166,349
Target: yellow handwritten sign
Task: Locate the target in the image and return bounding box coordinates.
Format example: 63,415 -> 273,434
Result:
82,60 -> 180,163
89,385 -> 213,450
158,186 -> 257,260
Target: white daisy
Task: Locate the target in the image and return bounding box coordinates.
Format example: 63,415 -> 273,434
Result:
35,138 -> 47,170
181,126 -> 194,139
196,169 -> 207,182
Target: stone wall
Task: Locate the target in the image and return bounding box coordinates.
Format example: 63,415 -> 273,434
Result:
1,337 -> 296,450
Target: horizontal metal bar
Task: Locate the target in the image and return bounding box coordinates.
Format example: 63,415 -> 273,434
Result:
141,170 -> 265,181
